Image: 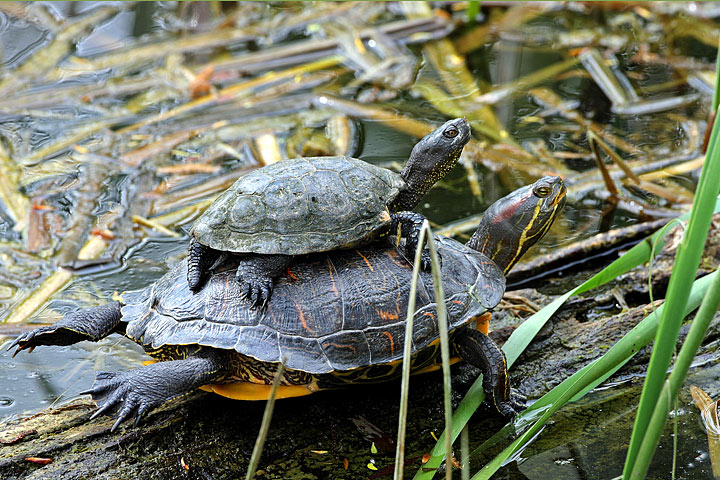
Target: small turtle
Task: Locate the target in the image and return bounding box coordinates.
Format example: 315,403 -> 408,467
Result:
9,176 -> 566,431
188,118 -> 471,306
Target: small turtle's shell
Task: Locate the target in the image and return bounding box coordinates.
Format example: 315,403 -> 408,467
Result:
122,236 -> 505,374
190,157 -> 405,255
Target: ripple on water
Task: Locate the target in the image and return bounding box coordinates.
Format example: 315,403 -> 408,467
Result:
0,396 -> 15,408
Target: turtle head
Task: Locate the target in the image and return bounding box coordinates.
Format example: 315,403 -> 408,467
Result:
467,176 -> 566,274
393,118 -> 471,211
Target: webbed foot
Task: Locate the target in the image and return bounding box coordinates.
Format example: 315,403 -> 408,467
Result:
454,327 -> 518,418
235,254 -> 292,308
82,370 -> 162,431
81,355 -> 226,431
497,389 -> 526,418
390,211 -> 439,271
8,326 -> 66,357
237,275 -> 274,308
7,302 -> 123,357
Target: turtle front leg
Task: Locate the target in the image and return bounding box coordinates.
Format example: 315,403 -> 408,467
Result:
187,237 -> 219,292
83,351 -> 228,431
8,302 -> 123,357
453,327 -> 524,417
390,211 -> 435,270
236,254 -> 293,307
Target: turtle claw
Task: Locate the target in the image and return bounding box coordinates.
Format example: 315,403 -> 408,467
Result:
498,389 -> 527,418
234,254 -> 288,308
7,326 -> 61,357
420,250 -> 438,271
134,404 -> 151,427
248,286 -> 260,306
509,390 -> 527,413
254,280 -> 273,309
89,397 -> 116,421
113,402 -> 140,432
404,243 -> 439,272
83,370 -> 164,430
238,278 -> 273,309
112,417 -> 125,433
7,339 -> 22,358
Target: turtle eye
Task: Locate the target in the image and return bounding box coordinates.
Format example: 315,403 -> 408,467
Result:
534,186 -> 552,198
443,128 -> 459,138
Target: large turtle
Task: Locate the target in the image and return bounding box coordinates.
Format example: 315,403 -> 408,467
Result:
188,118 -> 471,306
9,176 -> 566,431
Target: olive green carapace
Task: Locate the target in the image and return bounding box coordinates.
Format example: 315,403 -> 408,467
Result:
190,156 -> 405,255
190,118 -> 471,258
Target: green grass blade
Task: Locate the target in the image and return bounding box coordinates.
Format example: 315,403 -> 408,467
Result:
414,379 -> 486,480
424,223 -> 453,480
396,223 -> 450,479
466,1 -> 480,23
472,271 -> 717,480
503,217 -> 684,366
414,199 -> 720,480
623,105 -> 720,479
413,216 -> 675,479
630,262 -> 720,478
713,36 -> 720,112
246,358 -> 286,480
461,425 -> 470,480
395,226 -> 429,480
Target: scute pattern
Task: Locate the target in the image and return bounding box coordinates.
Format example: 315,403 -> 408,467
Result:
190,156 -> 406,255
122,236 -> 506,375
319,332 -> 372,371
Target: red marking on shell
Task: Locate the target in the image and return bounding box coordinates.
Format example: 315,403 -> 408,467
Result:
325,342 -> 357,355
286,268 -> 298,280
356,250 -> 374,271
294,301 -> 314,333
326,258 -> 338,294
382,331 -> 395,354
216,276 -> 231,318
378,310 -> 399,321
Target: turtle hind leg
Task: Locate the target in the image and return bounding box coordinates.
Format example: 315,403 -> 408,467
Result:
82,351 -> 228,431
453,327 -> 523,417
390,211 -> 435,270
235,254 -> 293,307
187,237 -> 218,292
8,302 -> 123,357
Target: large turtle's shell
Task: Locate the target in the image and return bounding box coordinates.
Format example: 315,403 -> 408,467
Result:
122,237 -> 505,374
190,156 -> 406,255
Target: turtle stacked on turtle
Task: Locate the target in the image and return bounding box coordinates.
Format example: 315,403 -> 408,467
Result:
9,176 -> 566,430
186,118 -> 472,306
